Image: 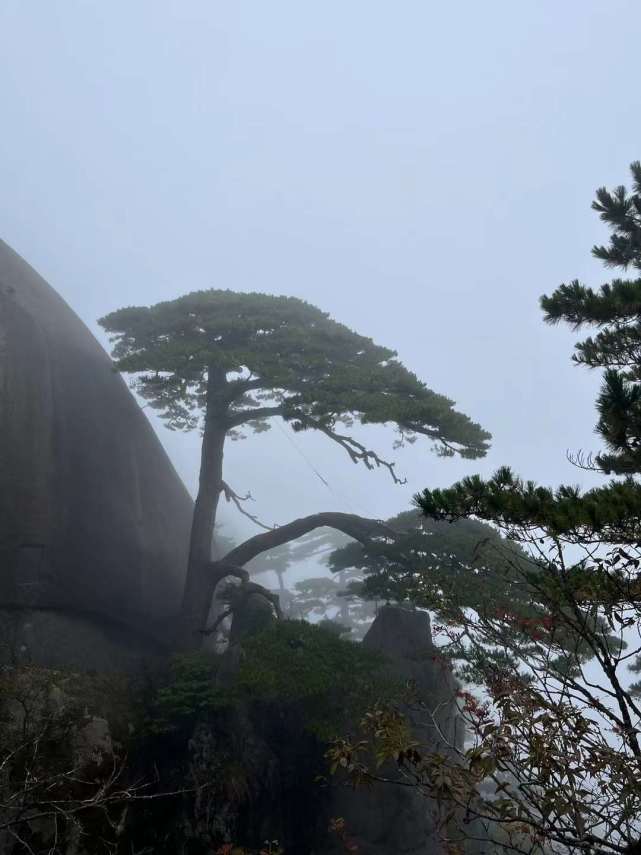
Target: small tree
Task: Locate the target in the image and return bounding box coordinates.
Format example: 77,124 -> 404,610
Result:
399,163 -> 641,853
329,163 -> 641,855
99,291 -> 489,646
401,484 -> 640,855
541,159 -> 641,477
279,512 -> 541,641
328,510 -> 539,623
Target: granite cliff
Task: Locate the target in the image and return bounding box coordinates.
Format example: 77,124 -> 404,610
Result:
0,240 -> 193,666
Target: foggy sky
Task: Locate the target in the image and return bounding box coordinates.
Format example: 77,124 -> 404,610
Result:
1,2 -> 639,542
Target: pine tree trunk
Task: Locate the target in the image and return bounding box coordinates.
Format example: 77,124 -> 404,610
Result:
178,366 -> 228,648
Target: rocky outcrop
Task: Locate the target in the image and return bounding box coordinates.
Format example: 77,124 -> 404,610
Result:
0,239 -> 193,650
0,609 -> 468,853
0,607 -> 167,672
323,605 -> 464,855
0,666 -> 125,855
362,605 -> 465,754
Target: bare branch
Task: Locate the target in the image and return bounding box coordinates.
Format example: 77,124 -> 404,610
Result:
566,448 -> 608,473
200,607 -> 233,637
226,405 -> 284,429
211,563 -> 250,584
296,416 -> 406,484
220,480 -> 274,531
214,512 -> 394,570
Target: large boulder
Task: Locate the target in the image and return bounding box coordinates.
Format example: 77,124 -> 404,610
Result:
323,605 -> 464,855
362,605 -> 465,753
0,239 -> 193,641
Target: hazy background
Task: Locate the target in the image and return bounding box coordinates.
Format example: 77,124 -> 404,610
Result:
2,1 -> 639,542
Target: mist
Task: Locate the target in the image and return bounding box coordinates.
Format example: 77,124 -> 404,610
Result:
3,2 -> 638,540
2,4 -> 641,853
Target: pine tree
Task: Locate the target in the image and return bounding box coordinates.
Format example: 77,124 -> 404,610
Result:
406,164 -> 641,853
419,161 -> 641,540
99,290 -> 489,646
542,160 -> 641,475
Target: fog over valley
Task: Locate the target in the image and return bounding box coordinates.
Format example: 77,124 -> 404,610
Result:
2,4 -> 641,854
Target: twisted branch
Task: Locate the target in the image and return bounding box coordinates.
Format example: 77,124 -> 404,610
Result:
220,480 -> 274,531
214,512 -> 394,571
226,404 -> 407,485
297,416 -> 406,485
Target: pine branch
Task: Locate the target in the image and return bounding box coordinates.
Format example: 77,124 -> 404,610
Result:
296,415 -> 407,484
226,405 -> 284,428
214,512 -> 394,571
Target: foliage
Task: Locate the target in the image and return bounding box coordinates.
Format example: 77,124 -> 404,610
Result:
283,574 -> 376,640
0,666 -> 142,853
99,290 -> 489,457
328,510 -> 538,620
331,511 -> 623,685
249,528 -> 352,589
328,704 -> 545,855
330,639 -> 640,854
416,161 -> 641,542
100,289 -> 489,645
541,160 -> 641,475
417,465 -> 641,544
274,514 -> 540,645
351,535 -> 641,853
335,163 -> 641,855
245,528 -> 372,639
235,620 -> 394,738
144,651 -> 224,735
410,165 -> 641,854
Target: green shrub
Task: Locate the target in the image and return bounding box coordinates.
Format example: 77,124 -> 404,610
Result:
145,651 -> 224,734
236,620 -> 394,738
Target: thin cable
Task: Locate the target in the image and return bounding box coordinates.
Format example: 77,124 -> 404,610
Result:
275,419 -> 329,486
274,419 -> 360,515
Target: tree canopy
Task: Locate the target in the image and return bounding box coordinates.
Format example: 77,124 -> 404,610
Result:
325,510 -> 611,681
328,510 -> 536,612
99,289 -> 490,465
541,160 -> 641,475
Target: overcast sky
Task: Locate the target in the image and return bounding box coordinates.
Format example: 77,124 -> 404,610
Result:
1,1 -> 639,541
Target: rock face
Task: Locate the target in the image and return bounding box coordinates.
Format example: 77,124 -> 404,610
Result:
324,605 -> 464,855
0,239 -> 193,640
363,605 -> 465,753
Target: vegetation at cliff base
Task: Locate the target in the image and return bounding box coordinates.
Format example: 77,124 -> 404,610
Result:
236,620 -> 393,737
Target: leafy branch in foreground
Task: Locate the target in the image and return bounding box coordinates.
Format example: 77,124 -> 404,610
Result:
329,539 -> 641,855
0,666 -> 195,854
416,465 -> 641,545
334,163 -> 641,855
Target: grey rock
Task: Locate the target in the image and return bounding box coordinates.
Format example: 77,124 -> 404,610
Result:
0,607 -> 167,672
72,715 -> 113,768
0,239 -> 193,637
324,605 -> 464,855
362,605 -> 465,753
229,592 -> 277,644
